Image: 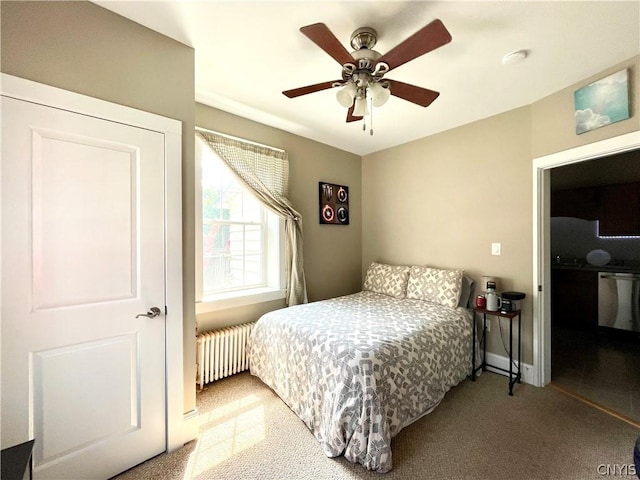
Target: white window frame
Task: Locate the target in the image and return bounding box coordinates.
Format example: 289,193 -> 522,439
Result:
195,133 -> 286,314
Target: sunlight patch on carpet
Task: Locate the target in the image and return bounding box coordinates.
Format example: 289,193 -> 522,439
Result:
183,394 -> 265,478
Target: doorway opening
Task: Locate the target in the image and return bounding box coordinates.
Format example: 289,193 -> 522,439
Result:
532,131 -> 640,419
547,150 -> 640,424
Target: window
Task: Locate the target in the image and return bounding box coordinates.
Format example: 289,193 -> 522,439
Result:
196,134 -> 285,313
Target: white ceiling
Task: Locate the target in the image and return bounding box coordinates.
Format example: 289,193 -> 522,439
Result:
94,1 -> 640,155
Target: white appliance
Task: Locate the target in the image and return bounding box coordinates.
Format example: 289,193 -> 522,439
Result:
598,272 -> 640,332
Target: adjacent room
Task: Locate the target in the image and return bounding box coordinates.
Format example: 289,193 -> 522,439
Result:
549,152 -> 640,421
1,1 -> 639,479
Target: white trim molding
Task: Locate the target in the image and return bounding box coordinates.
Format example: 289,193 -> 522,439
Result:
183,409 -> 200,444
532,131 -> 640,387
482,352 -> 537,386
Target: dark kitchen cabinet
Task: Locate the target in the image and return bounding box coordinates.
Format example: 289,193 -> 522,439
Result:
551,268 -> 598,331
598,183 -> 640,236
551,182 -> 640,236
550,186 -> 599,220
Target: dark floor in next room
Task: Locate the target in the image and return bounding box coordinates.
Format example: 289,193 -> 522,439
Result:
551,326 -> 640,425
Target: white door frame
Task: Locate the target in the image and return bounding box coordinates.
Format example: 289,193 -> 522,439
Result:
0,73 -> 185,451
532,130 -> 640,387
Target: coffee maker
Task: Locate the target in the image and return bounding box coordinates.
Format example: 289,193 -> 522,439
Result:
500,291 -> 525,313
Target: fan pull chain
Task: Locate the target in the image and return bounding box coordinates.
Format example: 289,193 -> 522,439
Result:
370,97 -> 374,136
360,94 -> 374,136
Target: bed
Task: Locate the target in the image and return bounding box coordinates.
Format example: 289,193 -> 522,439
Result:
248,262 -> 474,473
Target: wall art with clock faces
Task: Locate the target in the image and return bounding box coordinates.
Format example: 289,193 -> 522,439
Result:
319,181 -> 349,225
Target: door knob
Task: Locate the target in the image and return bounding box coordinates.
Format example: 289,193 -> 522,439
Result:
135,307 -> 162,319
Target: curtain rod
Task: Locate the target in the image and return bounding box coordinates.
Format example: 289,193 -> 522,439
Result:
195,126 -> 285,153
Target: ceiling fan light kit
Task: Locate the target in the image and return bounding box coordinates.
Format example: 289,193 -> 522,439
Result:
336,82 -> 358,107
283,19 -> 452,135
353,96 -> 369,117
369,82 -> 391,107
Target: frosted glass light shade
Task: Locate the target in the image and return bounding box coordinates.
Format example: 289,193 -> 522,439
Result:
336,83 -> 357,108
369,83 -> 391,107
353,97 -> 369,116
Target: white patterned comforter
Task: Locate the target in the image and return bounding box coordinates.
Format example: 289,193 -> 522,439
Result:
248,291 -> 473,473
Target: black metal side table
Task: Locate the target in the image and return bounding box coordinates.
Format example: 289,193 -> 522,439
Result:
1,439 -> 35,480
471,307 -> 522,395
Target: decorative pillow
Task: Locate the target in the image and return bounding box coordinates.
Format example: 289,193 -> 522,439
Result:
406,266 -> 464,308
363,262 -> 410,299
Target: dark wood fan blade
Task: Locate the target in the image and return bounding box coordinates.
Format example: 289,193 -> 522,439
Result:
283,80 -> 341,98
377,19 -> 452,72
346,104 -> 363,122
387,79 -> 440,107
300,23 -> 353,65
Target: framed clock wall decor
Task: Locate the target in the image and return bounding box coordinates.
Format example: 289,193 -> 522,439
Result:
319,181 -> 349,225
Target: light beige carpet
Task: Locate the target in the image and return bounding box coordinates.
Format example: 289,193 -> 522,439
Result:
113,372 -> 639,480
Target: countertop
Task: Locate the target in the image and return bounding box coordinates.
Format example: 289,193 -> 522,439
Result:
551,261 -> 640,274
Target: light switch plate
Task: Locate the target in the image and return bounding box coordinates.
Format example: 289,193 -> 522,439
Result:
491,243 -> 501,255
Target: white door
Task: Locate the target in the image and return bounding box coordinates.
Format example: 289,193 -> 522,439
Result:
2,95 -> 167,479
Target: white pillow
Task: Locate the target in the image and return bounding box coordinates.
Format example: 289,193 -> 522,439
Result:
363,262 -> 410,299
406,266 -> 464,308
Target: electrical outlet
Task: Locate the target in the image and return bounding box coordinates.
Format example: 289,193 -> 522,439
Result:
491,242 -> 501,255
485,318 -> 491,332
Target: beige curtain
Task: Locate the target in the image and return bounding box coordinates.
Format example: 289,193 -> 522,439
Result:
197,129 -> 308,306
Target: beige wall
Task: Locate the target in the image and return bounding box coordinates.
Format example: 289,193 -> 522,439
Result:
532,56 -> 639,158
1,1 -> 197,413
195,104 -> 362,332
363,106 -> 535,361
362,55 -> 639,365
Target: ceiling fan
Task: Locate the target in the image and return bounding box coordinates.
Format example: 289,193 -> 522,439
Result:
283,19 -> 452,128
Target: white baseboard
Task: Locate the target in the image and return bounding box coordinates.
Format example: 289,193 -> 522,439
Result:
183,408 -> 199,443
482,352 -> 537,386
